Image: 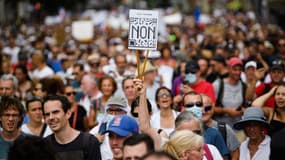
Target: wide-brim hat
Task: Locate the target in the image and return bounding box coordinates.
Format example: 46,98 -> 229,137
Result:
234,107 -> 269,130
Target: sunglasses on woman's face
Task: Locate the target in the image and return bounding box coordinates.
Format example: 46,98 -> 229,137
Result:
65,91 -> 76,96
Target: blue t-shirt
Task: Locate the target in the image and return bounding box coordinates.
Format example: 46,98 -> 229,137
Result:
203,127 -> 230,156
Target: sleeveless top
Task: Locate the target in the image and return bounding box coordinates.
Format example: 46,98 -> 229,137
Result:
268,110 -> 285,137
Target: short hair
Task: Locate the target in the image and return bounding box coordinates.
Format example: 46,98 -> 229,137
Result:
162,130 -> 204,159
182,91 -> 202,105
131,96 -> 152,116
123,134 -> 155,153
114,54 -> 126,63
141,151 -> 177,160
26,96 -> 42,111
73,63 -> 85,71
175,111 -> 203,134
14,64 -> 31,81
83,74 -> 98,86
0,96 -> 25,128
8,135 -> 56,160
122,76 -> 134,89
1,74 -> 18,90
98,76 -> 117,94
42,94 -> 71,113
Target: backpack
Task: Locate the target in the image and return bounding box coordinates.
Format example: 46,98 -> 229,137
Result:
216,78 -> 247,107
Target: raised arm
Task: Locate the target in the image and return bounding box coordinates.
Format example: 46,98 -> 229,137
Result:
252,86 -> 277,118
133,78 -> 162,150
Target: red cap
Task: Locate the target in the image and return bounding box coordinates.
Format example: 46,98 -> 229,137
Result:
227,57 -> 243,67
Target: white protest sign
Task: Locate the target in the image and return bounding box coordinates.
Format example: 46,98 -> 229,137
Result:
72,21 -> 94,42
128,9 -> 159,50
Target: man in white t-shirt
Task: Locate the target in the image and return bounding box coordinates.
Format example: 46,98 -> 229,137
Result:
30,50 -> 54,80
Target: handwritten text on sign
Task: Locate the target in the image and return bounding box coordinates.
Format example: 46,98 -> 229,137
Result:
128,9 -> 159,50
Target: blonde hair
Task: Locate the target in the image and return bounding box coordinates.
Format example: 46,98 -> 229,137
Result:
162,130 -> 204,159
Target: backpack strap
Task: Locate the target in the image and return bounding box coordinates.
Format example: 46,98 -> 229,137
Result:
216,78 -> 224,107
40,123 -> 47,138
82,133 -> 91,160
217,121 -> 227,143
203,144 -> 214,160
240,80 -> 247,107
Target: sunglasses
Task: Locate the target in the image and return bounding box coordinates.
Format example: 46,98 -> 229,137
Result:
157,93 -> 171,97
34,88 -> 42,91
65,91 -> 76,96
204,105 -> 212,112
185,101 -> 203,108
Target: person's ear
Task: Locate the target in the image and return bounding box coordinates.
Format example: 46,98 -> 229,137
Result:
65,109 -> 72,119
180,150 -> 189,160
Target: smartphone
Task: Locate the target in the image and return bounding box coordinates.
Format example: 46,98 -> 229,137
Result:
98,122 -> 107,134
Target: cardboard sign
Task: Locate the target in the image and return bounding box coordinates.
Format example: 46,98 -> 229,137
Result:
72,21 -> 94,42
128,9 -> 159,50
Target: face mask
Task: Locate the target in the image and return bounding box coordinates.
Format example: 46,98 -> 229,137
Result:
97,113 -> 115,123
106,114 -> 115,122
185,106 -> 202,119
185,73 -> 197,84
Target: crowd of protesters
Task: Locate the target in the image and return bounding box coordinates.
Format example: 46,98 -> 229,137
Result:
0,4 -> 284,160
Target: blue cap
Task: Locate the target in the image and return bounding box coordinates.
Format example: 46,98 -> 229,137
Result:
105,115 -> 139,137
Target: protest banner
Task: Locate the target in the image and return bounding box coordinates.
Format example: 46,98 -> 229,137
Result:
72,20 -> 94,43
128,9 -> 159,78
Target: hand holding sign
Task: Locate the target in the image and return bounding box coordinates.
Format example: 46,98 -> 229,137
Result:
128,9 -> 159,79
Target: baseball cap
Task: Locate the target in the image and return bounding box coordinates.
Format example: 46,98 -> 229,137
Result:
227,57 -> 243,67
245,61 -> 257,69
185,60 -> 200,73
105,96 -> 129,113
271,59 -> 285,71
104,115 -> 139,136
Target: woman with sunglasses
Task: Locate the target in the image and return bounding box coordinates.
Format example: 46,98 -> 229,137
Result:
150,87 -> 180,136
64,85 -> 89,132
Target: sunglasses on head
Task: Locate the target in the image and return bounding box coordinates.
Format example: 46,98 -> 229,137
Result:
65,91 -> 76,96
185,101 -> 203,108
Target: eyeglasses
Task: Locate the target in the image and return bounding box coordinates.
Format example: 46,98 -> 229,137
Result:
157,93 -> 171,97
34,88 -> 42,91
185,102 -> 203,108
204,105 -> 212,112
65,91 -> 76,96
1,113 -> 20,119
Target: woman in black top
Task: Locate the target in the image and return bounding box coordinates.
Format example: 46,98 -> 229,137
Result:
64,85 -> 89,132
